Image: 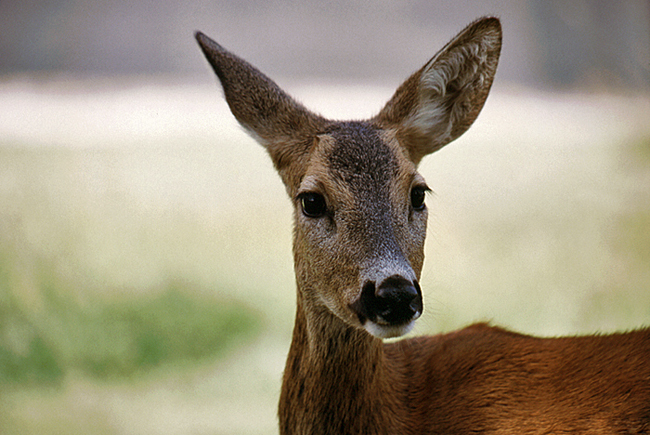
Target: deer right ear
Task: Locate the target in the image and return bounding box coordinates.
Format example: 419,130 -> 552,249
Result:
195,32 -> 326,185
375,17 -> 502,165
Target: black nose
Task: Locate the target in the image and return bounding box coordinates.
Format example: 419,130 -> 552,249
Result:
350,276 -> 423,326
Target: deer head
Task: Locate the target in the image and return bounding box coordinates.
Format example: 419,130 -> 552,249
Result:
196,17 -> 501,339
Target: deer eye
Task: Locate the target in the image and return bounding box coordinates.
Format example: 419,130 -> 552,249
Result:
299,192 -> 327,218
410,185 -> 429,211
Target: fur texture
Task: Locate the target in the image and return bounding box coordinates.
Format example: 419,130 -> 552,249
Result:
196,17 -> 650,435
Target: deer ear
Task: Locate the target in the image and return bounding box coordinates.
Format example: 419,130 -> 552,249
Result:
375,17 -> 502,165
195,32 -> 326,181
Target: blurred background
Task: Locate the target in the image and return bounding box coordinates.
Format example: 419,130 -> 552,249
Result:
1,1 -> 649,434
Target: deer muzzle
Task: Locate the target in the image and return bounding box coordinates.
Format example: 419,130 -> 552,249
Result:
350,275 -> 423,337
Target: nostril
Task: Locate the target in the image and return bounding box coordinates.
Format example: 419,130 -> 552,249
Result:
349,281 -> 376,325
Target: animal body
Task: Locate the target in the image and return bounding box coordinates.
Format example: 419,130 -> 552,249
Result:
196,17 -> 650,435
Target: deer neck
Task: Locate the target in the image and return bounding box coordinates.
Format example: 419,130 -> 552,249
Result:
279,290 -> 398,435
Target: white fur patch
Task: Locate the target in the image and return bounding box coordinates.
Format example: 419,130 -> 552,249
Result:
401,34 -> 497,152
364,319 -> 417,339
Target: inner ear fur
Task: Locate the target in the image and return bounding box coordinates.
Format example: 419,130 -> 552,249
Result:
374,17 -> 502,165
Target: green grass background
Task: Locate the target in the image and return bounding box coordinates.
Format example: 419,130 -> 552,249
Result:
0,79 -> 649,434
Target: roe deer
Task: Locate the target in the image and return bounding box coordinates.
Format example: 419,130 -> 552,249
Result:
196,17 -> 650,434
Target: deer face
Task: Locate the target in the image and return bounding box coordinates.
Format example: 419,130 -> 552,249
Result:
196,17 -> 501,339
293,122 -> 428,338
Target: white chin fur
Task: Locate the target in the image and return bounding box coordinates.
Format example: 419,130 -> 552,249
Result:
364,320 -> 416,339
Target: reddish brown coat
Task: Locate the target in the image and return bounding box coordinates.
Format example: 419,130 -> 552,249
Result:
197,17 -> 650,435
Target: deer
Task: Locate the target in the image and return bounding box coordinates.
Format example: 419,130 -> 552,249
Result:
195,17 -> 650,435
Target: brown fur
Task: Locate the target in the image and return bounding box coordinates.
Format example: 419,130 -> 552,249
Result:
196,17 -> 650,435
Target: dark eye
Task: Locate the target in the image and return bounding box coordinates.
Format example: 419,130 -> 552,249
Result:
410,186 -> 428,211
299,192 -> 327,218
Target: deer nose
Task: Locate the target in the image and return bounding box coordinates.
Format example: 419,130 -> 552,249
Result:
351,276 -> 423,326
376,276 -> 422,323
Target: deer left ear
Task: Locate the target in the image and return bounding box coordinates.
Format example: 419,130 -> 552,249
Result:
375,17 -> 502,165
195,32 -> 327,188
